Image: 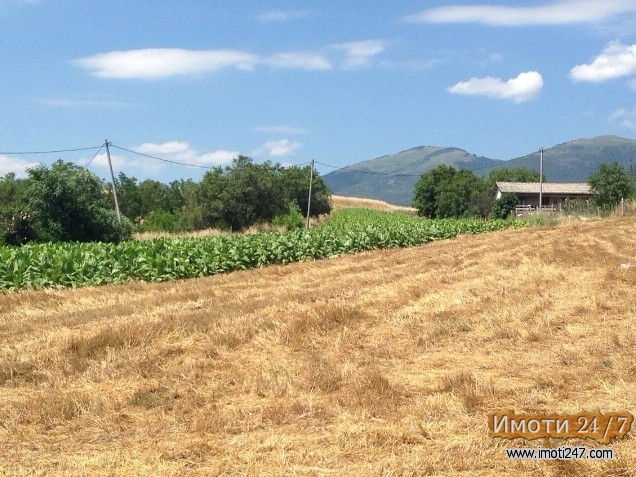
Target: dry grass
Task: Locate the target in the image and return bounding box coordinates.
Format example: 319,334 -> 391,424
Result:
1,217 -> 636,475
133,223 -> 290,241
331,195 -> 417,214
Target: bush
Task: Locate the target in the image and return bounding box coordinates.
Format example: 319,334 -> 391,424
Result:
90,209 -> 133,243
489,193 -> 518,219
272,201 -> 305,231
0,208 -> 36,246
139,211 -> 179,233
588,162 -> 635,208
25,161 -> 132,243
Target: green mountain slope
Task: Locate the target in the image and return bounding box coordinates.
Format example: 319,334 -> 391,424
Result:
324,136 -> 636,205
323,146 -> 501,205
483,135 -> 636,182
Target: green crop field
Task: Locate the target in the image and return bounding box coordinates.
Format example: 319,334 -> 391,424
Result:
0,209 -> 526,291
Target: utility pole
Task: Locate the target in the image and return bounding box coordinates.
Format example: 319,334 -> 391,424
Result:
539,147 -> 544,212
105,139 -> 122,223
306,159 -> 314,229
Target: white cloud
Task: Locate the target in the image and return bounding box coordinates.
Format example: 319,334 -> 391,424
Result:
570,42 -> 636,82
264,52 -> 331,71
609,107 -> 636,129
86,152 -> 130,171
73,48 -> 258,79
80,152 -> 163,175
136,141 -> 191,156
253,125 -> 307,135
135,141 -> 239,166
253,139 -> 302,157
447,71 -> 544,103
332,40 -> 388,69
74,40 -> 394,79
81,141 -> 238,175
0,155 -> 39,177
404,0 -> 636,26
258,10 -> 309,23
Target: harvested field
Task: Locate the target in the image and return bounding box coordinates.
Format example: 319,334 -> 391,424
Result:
331,195 -> 417,214
0,217 -> 635,476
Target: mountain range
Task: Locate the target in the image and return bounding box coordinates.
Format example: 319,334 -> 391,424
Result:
323,135 -> 636,205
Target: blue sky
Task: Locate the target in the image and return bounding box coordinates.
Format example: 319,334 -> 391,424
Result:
2,0 -> 636,182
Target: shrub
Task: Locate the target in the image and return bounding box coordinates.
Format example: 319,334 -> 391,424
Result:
489,193 -> 518,219
272,202 -> 305,231
140,211 -> 179,233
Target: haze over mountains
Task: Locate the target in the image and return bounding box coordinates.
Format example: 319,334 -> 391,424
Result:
323,135 -> 636,205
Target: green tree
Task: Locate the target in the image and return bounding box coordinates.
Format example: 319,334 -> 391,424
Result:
413,165 -> 484,218
114,172 -> 143,220
0,173 -> 35,245
138,179 -> 179,215
194,156 -> 331,231
278,165 -> 331,217
588,161 -> 635,208
489,192 -> 519,219
486,167 -> 542,186
25,160 -> 131,243
173,179 -> 204,231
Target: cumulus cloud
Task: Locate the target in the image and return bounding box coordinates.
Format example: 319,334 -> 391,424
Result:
447,71 -> 543,103
253,139 -> 302,157
609,108 -> 636,129
570,42 -> 636,82
86,152 -> 131,171
332,40 -> 388,69
135,141 -> 239,166
403,0 -> 636,26
73,48 -> 258,79
82,141 -> 239,174
0,155 -> 39,177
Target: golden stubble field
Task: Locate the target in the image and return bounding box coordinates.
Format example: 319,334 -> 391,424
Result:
1,217 -> 635,476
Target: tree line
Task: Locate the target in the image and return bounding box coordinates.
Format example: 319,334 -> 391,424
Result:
3,154 -> 633,246
412,162 -> 636,219
0,156 -> 330,245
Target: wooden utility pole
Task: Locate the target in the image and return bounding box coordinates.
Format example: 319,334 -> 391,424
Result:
105,139 -> 122,223
306,159 -> 314,229
539,147 -> 544,212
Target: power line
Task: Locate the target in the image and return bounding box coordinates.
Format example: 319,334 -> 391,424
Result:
0,145 -> 102,155
84,144 -> 104,168
113,144 -> 314,171
110,144 -> 221,170
315,160 -> 422,177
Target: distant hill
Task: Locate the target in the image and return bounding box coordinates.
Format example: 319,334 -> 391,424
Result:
482,135 -> 636,182
323,146 -> 501,206
324,135 -> 636,205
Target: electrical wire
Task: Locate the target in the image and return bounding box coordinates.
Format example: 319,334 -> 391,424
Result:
110,144 -> 221,170
84,144 -> 104,168
0,145 -> 102,155
315,160 -> 423,177
112,144 -> 314,171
